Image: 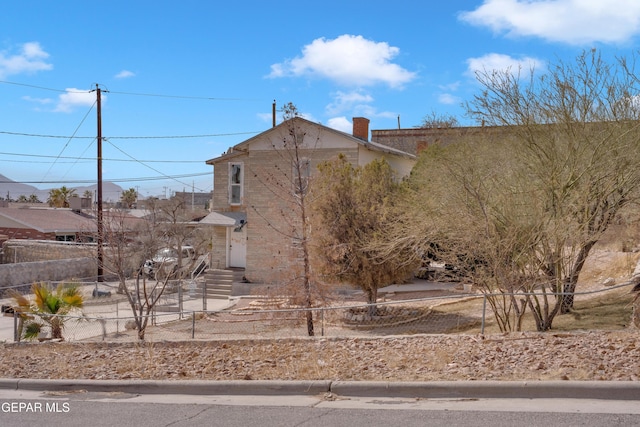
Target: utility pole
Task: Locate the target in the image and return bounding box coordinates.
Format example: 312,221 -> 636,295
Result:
272,100 -> 276,127
93,84 -> 104,282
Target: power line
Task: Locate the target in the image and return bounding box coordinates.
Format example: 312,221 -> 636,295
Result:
0,171 -> 212,185
0,79 -> 262,102
104,139 -> 210,192
0,80 -> 77,93
0,131 -> 93,139
108,132 -> 260,139
0,151 -> 206,163
0,157 -> 92,164
108,90 -> 259,102
42,100 -> 97,183
0,130 -> 260,139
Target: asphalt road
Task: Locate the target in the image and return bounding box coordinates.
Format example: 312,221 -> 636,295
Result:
0,389 -> 639,427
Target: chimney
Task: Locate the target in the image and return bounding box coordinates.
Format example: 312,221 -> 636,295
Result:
352,117 -> 370,141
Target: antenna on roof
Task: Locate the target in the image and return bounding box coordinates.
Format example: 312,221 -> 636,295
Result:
397,115 -> 401,129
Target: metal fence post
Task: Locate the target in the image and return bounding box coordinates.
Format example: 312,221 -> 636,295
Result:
191,312 -> 196,339
178,283 -> 183,319
202,282 -> 207,311
481,294 -> 487,334
13,311 -> 18,342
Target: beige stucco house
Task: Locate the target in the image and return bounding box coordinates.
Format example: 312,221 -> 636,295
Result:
203,116 -> 416,284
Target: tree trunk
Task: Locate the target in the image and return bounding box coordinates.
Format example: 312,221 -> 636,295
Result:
299,191 -> 315,337
561,241 -> 596,313
51,316 -> 63,340
117,278 -> 127,294
366,288 -> 379,317
561,278 -> 576,314
137,315 -> 148,340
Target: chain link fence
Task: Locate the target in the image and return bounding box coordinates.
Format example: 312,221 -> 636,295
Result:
2,280 -> 636,342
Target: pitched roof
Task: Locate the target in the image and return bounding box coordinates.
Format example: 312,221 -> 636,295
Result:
199,211 -> 246,227
0,207 -> 97,233
205,117 -> 415,165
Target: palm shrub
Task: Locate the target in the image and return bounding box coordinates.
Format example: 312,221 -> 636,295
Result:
10,283 -> 84,341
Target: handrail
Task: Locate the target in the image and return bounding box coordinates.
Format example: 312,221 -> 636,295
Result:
190,253 -> 210,280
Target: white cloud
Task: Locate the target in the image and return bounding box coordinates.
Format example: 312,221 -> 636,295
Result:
325,90 -> 374,115
54,88 -> 96,113
460,0 -> 640,45
115,70 -> 135,79
439,82 -> 461,92
438,93 -> 460,105
22,95 -> 53,105
466,53 -> 545,77
354,105 -> 397,120
268,34 -> 416,88
257,112 -> 273,123
327,117 -> 352,133
0,42 -> 52,78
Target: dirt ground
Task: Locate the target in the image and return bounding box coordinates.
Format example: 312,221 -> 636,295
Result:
1,249 -> 638,382
1,330 -> 638,382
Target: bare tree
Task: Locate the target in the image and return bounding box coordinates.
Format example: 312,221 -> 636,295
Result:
418,110 -> 459,129
96,198 -> 200,340
391,136 -> 543,332
382,51 -> 640,331
468,50 -> 640,319
249,103 -> 317,336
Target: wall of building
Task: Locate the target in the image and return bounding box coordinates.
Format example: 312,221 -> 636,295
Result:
0,227 -> 50,241
371,125 -> 508,155
211,153 -> 245,211
244,147 -> 359,284
174,191 -> 213,210
0,258 -> 97,289
209,226 -> 228,270
356,147 -> 416,178
2,240 -> 92,264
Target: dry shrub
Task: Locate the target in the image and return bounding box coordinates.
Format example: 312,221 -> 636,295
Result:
578,250 -> 640,284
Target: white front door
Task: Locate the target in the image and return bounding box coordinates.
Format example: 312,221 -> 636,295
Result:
228,227 -> 247,268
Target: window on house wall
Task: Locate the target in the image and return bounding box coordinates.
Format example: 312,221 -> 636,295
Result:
229,162 -> 243,205
293,158 -> 311,195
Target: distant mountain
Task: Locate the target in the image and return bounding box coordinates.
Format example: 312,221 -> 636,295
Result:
0,173 -> 40,199
0,173 -> 124,203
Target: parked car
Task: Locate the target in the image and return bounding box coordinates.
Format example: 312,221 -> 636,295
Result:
143,246 -> 196,280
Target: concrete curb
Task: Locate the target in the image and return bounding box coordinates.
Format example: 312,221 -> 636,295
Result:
330,381 -> 640,400
1,379 -> 639,400
0,379 -> 331,396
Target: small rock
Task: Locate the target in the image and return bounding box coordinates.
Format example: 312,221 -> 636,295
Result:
602,277 -> 616,287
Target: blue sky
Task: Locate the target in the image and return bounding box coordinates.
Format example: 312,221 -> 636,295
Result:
1,0 -> 640,198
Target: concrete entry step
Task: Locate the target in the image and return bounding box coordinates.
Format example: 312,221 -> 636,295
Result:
198,268 -> 246,299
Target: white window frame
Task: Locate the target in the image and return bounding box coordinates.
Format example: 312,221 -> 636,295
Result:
229,162 -> 244,205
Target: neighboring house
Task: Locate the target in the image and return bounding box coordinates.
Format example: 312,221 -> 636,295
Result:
173,191 -> 213,210
371,124 -> 507,155
0,206 -> 145,267
204,116 -> 416,284
0,207 -> 97,242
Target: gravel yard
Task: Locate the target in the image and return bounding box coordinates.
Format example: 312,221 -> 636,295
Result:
1,331 -> 638,382
1,249 -> 638,383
